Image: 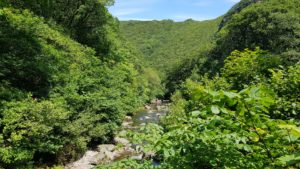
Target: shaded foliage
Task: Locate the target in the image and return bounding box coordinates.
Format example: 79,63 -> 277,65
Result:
0,2 -> 154,167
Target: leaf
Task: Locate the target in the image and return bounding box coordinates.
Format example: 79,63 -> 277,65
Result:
191,111 -> 201,117
220,108 -> 229,114
243,145 -> 253,152
223,91 -> 240,98
211,105 -> 220,114
279,124 -> 300,137
278,153 -> 300,165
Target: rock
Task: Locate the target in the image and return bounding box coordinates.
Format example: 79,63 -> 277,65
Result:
118,130 -> 127,136
144,151 -> 156,159
122,121 -> 133,127
130,154 -> 143,160
144,105 -> 151,110
97,144 -> 115,152
90,153 -> 105,165
147,110 -> 154,113
124,116 -> 132,121
64,150 -> 98,169
114,137 -> 130,146
113,146 -> 135,159
104,150 -> 115,161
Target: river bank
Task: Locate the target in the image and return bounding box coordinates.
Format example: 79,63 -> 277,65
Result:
64,103 -> 169,169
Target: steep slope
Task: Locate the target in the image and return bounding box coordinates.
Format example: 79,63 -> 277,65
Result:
219,0 -> 261,30
120,18 -> 221,78
0,1 -> 154,167
207,0 -> 300,72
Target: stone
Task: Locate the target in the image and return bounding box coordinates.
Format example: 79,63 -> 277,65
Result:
130,154 -> 143,160
113,146 -> 135,160
122,121 -> 133,128
90,153 -> 105,165
97,144 -> 115,152
64,150 -> 98,169
114,137 -> 130,146
144,151 -> 156,159
124,116 -> 132,121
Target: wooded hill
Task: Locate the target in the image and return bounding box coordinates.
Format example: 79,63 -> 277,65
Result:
99,0 -> 300,168
0,0 -> 300,168
0,1 -> 160,168
120,18 -> 221,78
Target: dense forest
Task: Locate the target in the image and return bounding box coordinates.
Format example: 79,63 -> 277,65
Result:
100,0 -> 300,168
120,19 -> 221,77
0,0 -> 160,168
120,19 -> 221,96
0,0 -> 299,168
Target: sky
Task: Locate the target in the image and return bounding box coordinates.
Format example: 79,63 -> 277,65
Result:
109,0 -> 241,21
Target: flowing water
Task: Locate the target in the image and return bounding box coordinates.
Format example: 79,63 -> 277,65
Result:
132,104 -> 169,126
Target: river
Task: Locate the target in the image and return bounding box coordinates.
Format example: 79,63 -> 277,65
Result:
65,103 -> 169,169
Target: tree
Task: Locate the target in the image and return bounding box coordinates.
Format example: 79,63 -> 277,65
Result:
208,0 -> 300,72
4,0 -> 116,56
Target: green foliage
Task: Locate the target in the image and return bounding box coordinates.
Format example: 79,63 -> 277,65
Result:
120,19 -> 221,78
1,0 -> 300,168
0,98 -> 70,166
219,0 -> 260,30
98,1 -> 300,168
96,159 -> 161,169
99,48 -> 299,168
142,68 -> 165,98
162,82 -> 298,168
221,48 -> 282,89
3,0 -> 116,57
268,62 -> 300,119
0,3 -> 152,167
104,82 -> 299,168
207,0 -> 300,73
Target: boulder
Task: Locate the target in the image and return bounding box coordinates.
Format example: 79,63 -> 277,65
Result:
97,144 -> 115,152
114,137 -> 130,146
124,116 -> 132,121
130,154 -> 143,160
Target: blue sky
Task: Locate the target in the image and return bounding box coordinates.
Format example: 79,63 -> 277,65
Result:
109,0 -> 240,21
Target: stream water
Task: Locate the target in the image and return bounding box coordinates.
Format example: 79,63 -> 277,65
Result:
132,104 -> 169,126
65,103 -> 169,169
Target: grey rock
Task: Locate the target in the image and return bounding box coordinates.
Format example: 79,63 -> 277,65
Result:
97,144 -> 115,152
114,137 -> 130,146
130,154 -> 143,160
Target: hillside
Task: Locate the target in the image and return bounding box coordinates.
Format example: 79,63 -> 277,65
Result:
0,1 -> 158,167
99,0 -> 300,168
1,0 -> 300,168
120,18 -> 221,78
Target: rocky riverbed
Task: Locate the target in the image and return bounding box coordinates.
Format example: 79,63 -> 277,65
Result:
64,103 -> 169,169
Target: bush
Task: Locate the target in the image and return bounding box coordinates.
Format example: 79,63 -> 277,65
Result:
221,48 -> 282,89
